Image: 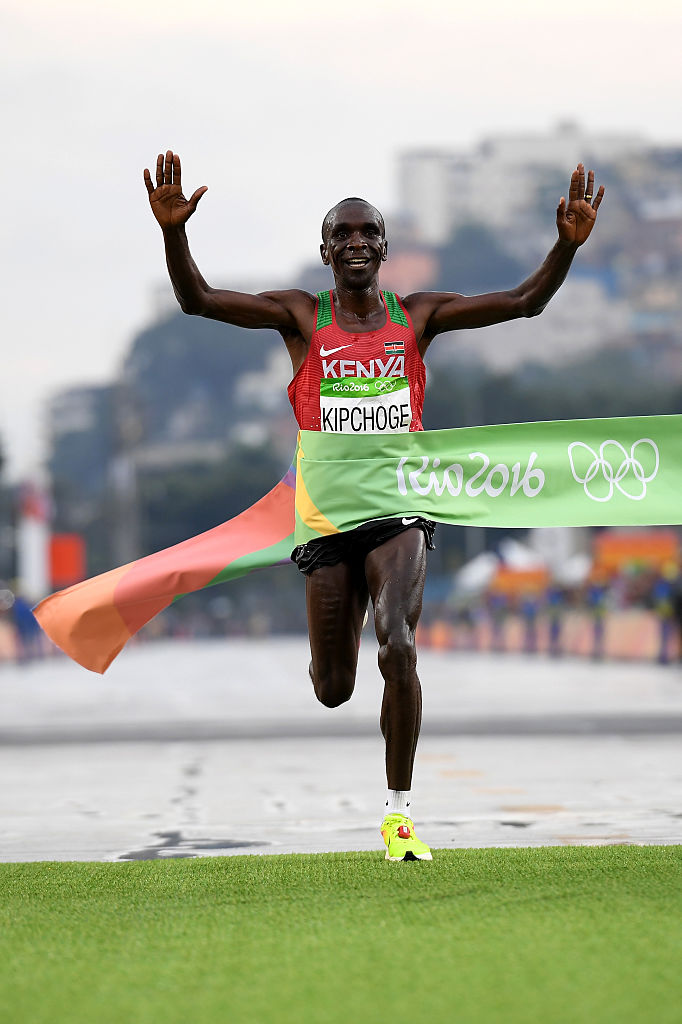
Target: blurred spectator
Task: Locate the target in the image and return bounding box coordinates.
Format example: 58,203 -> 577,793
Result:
651,562 -> 679,665
521,592 -> 540,654
0,585 -> 16,661
586,575 -> 608,661
672,570 -> 682,664
547,585 -> 564,658
12,593 -> 44,663
488,592 -> 507,653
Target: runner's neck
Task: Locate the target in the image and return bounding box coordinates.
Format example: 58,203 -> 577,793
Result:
333,283 -> 385,327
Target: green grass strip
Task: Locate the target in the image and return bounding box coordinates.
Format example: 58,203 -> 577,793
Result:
1,846 -> 680,1023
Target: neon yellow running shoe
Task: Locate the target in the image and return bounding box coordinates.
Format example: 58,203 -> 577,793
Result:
381,813 -> 432,861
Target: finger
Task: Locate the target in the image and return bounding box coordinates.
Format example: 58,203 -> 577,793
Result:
188,186 -> 208,211
143,168 -> 154,195
568,169 -> 580,203
584,168 -> 595,202
156,153 -> 164,188
577,163 -> 585,199
556,197 -> 566,223
164,150 -> 173,186
592,184 -> 605,212
174,153 -> 181,190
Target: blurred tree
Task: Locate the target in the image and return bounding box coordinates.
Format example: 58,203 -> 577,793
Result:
137,442 -> 285,554
425,347 -> 678,432
434,223 -> 525,294
123,312 -> 279,444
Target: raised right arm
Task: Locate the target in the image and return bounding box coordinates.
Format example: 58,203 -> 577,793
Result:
144,151 -> 313,332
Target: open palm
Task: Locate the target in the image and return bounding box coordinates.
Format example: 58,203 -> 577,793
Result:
143,151 -> 207,230
556,164 -> 604,246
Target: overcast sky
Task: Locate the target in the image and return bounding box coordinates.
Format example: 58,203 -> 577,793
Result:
2,0 -> 682,479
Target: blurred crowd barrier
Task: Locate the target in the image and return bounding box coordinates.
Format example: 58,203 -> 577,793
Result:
3,527 -> 682,668
422,528 -> 682,664
417,608 -> 679,662
1,600 -> 680,668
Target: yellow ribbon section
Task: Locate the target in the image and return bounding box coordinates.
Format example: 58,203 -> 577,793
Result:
295,438 -> 339,538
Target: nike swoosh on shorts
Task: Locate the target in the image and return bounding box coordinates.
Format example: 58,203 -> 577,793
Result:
319,344 -> 353,357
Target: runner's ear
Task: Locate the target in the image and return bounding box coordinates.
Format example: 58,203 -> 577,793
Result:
382,241 -> 388,261
320,243 -> 329,265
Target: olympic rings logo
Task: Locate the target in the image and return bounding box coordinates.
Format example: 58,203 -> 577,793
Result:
567,438 -> 659,502
374,380 -> 397,394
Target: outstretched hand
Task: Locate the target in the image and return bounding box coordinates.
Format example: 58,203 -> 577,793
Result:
556,164 -> 604,246
143,151 -> 207,229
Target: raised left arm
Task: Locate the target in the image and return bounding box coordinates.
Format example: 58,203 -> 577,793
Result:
405,164 -> 605,348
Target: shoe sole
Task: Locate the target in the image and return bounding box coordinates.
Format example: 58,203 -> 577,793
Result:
385,850 -> 433,861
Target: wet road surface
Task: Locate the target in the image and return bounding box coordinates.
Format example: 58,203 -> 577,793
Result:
1,639 -> 680,860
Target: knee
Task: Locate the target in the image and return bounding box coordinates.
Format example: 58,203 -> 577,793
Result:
309,661 -> 355,708
377,631 -> 417,682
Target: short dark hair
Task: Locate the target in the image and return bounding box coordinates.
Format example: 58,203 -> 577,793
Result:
321,198 -> 385,242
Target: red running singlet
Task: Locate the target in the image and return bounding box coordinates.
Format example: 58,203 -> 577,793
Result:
288,290 -> 425,434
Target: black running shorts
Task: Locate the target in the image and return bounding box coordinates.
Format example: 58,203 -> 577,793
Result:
291,517 -> 436,576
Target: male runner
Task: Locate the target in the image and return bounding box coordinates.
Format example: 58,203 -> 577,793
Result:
144,151 -> 604,861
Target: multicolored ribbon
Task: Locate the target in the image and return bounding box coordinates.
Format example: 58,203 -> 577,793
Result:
34,464 -> 296,673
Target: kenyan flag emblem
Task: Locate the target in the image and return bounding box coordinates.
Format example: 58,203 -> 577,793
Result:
384,340 -> 404,355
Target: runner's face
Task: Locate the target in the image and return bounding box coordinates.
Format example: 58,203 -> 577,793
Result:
321,202 -> 387,288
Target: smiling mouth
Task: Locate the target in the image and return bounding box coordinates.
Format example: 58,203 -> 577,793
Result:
345,257 -> 370,268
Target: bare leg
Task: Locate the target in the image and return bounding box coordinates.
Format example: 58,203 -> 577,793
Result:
365,529 -> 426,791
306,560 -> 369,708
